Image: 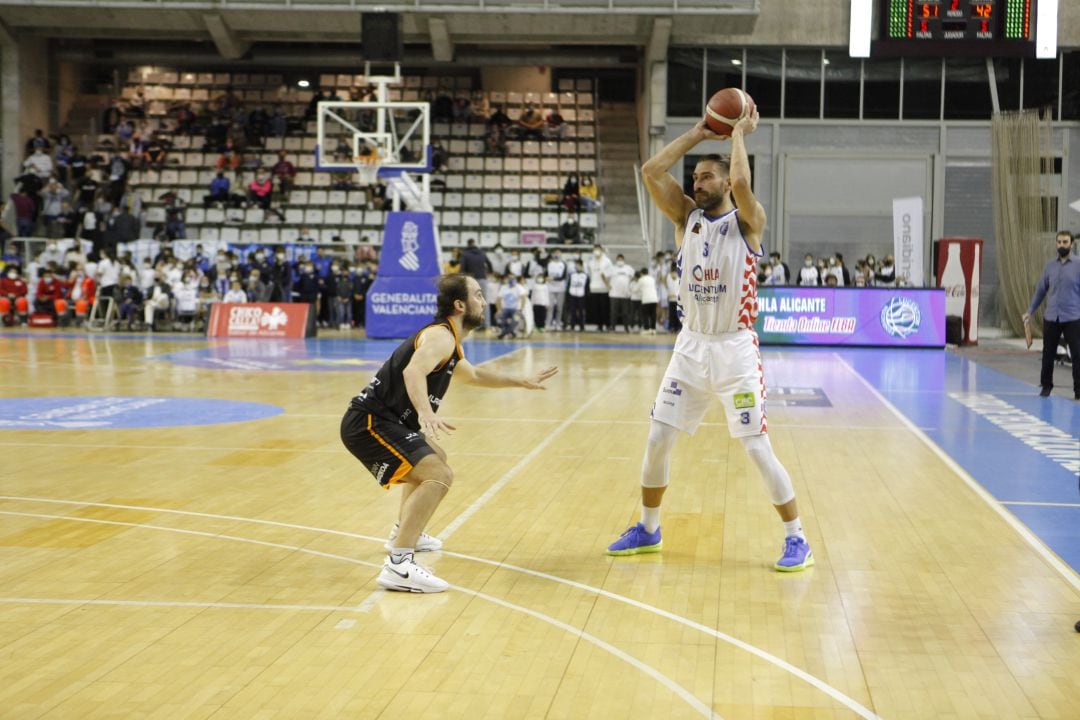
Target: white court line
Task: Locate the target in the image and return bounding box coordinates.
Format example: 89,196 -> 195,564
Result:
1000,501 -> 1080,508
0,442 -> 522,458
833,354 -> 1080,595
0,597 -> 371,614
0,496 -> 881,719
0,509 -> 720,720
437,365 -> 633,541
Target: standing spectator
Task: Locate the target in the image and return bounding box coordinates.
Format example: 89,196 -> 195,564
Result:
271,151 -> 297,201
566,260 -> 588,332
269,249 -> 293,302
41,179 -> 71,233
106,153 -> 131,205
797,253 -> 820,286
545,249 -> 567,330
296,261 -> 321,319
628,270 -> 642,330
10,189 -> 37,237
25,129 -> 51,155
270,106 -> 288,138
1024,230 -> 1080,399
531,275 -> 550,331
638,268 -> 659,335
55,136 -> 75,186
22,147 -> 54,182
69,148 -> 89,187
585,244 -> 612,331
607,254 -> 634,332
664,263 -> 681,333
334,264 -> 353,330
76,172 -> 99,209
246,267 -> 271,303
352,264 -> 373,328
834,253 -> 851,285
496,275 -> 522,339
875,255 -> 896,286
769,251 -> 790,285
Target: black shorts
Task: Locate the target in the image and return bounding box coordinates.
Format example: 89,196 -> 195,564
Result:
340,407 -> 436,488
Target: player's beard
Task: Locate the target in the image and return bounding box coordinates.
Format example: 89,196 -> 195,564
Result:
694,189 -> 724,213
462,305 -> 484,332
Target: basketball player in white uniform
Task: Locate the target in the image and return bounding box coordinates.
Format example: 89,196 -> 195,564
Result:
607,106 -> 813,571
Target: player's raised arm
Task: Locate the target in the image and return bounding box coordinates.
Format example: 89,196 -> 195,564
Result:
729,108 -> 767,254
640,120 -> 724,241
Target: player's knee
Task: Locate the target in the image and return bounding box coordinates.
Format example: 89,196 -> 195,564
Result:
740,434 -> 795,505
646,419 -> 679,454
641,420 -> 678,488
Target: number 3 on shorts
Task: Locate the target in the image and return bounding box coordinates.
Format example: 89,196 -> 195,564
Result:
739,411 -> 750,425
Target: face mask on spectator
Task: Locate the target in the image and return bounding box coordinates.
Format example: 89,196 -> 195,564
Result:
254,253 -> 264,262
593,250 -> 602,257
7,272 -> 16,279
804,259 -> 813,267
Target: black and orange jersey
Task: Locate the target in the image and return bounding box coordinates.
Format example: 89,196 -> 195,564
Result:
350,318 -> 464,431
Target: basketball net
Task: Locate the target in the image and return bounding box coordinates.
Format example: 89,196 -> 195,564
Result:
354,150 -> 381,186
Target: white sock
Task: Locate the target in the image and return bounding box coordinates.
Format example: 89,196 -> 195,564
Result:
782,518 -> 805,541
641,505 -> 661,533
390,548 -> 414,564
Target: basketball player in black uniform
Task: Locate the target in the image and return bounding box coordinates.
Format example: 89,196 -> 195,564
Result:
342,274 -> 558,592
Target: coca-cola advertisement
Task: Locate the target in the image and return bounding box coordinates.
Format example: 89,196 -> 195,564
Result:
934,237 -> 983,345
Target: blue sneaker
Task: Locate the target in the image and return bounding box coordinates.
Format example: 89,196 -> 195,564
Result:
774,536 -> 814,572
607,523 -> 662,556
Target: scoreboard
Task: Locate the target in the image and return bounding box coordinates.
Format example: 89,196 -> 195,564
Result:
873,0 -> 1040,56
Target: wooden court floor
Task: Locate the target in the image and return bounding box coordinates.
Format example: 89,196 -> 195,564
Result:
0,332 -> 1078,720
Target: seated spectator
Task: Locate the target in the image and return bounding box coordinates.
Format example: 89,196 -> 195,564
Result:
471,93 -> 491,121
22,147 -> 53,182
559,216 -> 579,244
271,150 -> 297,199
486,106 -> 512,156
223,279 -> 247,303
116,120 -> 135,144
35,266 -> 63,319
102,103 -> 122,134
270,106 -> 288,138
561,175 -> 580,213
579,176 -> 599,211
116,274 -> 143,329
164,195 -> 187,240
517,104 -> 545,141
305,89 -> 327,120
143,274 -> 172,331
126,89 -> 147,118
0,266 -> 29,324
452,96 -> 472,122
369,181 -> 391,211
544,107 -> 566,139
215,148 -> 241,172
143,140 -> 168,170
824,273 -> 839,287
248,170 -> 283,220
204,171 -> 231,207
430,141 -> 449,172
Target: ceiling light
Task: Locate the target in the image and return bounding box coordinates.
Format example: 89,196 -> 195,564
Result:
298,80 -> 310,88
731,58 -> 742,66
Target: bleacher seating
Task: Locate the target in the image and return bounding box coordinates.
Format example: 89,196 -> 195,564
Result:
108,71 -> 601,248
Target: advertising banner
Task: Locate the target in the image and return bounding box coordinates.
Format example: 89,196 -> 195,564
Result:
753,287 -> 946,347
207,303 -> 315,338
366,212 -> 441,338
934,237 -> 983,345
892,196 -> 925,287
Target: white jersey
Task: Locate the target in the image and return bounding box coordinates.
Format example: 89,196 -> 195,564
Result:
677,207 -> 760,335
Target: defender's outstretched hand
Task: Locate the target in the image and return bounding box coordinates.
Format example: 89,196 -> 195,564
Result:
521,366 -> 559,390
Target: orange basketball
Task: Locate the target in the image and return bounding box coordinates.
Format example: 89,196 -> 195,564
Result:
704,88 -> 755,137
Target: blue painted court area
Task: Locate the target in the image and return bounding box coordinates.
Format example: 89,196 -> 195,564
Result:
839,348 -> 1080,573
150,336 -> 523,371
0,396 -> 283,430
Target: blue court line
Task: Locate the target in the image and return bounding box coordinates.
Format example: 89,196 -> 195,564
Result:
839,348 -> 1080,575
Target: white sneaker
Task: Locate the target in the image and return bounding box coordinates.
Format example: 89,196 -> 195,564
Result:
377,558 -> 449,593
385,524 -> 444,552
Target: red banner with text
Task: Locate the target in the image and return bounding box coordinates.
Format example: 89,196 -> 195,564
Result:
207,303 -> 315,339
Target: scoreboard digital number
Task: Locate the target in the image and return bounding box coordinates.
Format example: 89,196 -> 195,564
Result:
874,0 -> 1039,56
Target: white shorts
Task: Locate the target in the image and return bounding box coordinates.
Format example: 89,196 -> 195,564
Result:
650,329 -> 767,438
